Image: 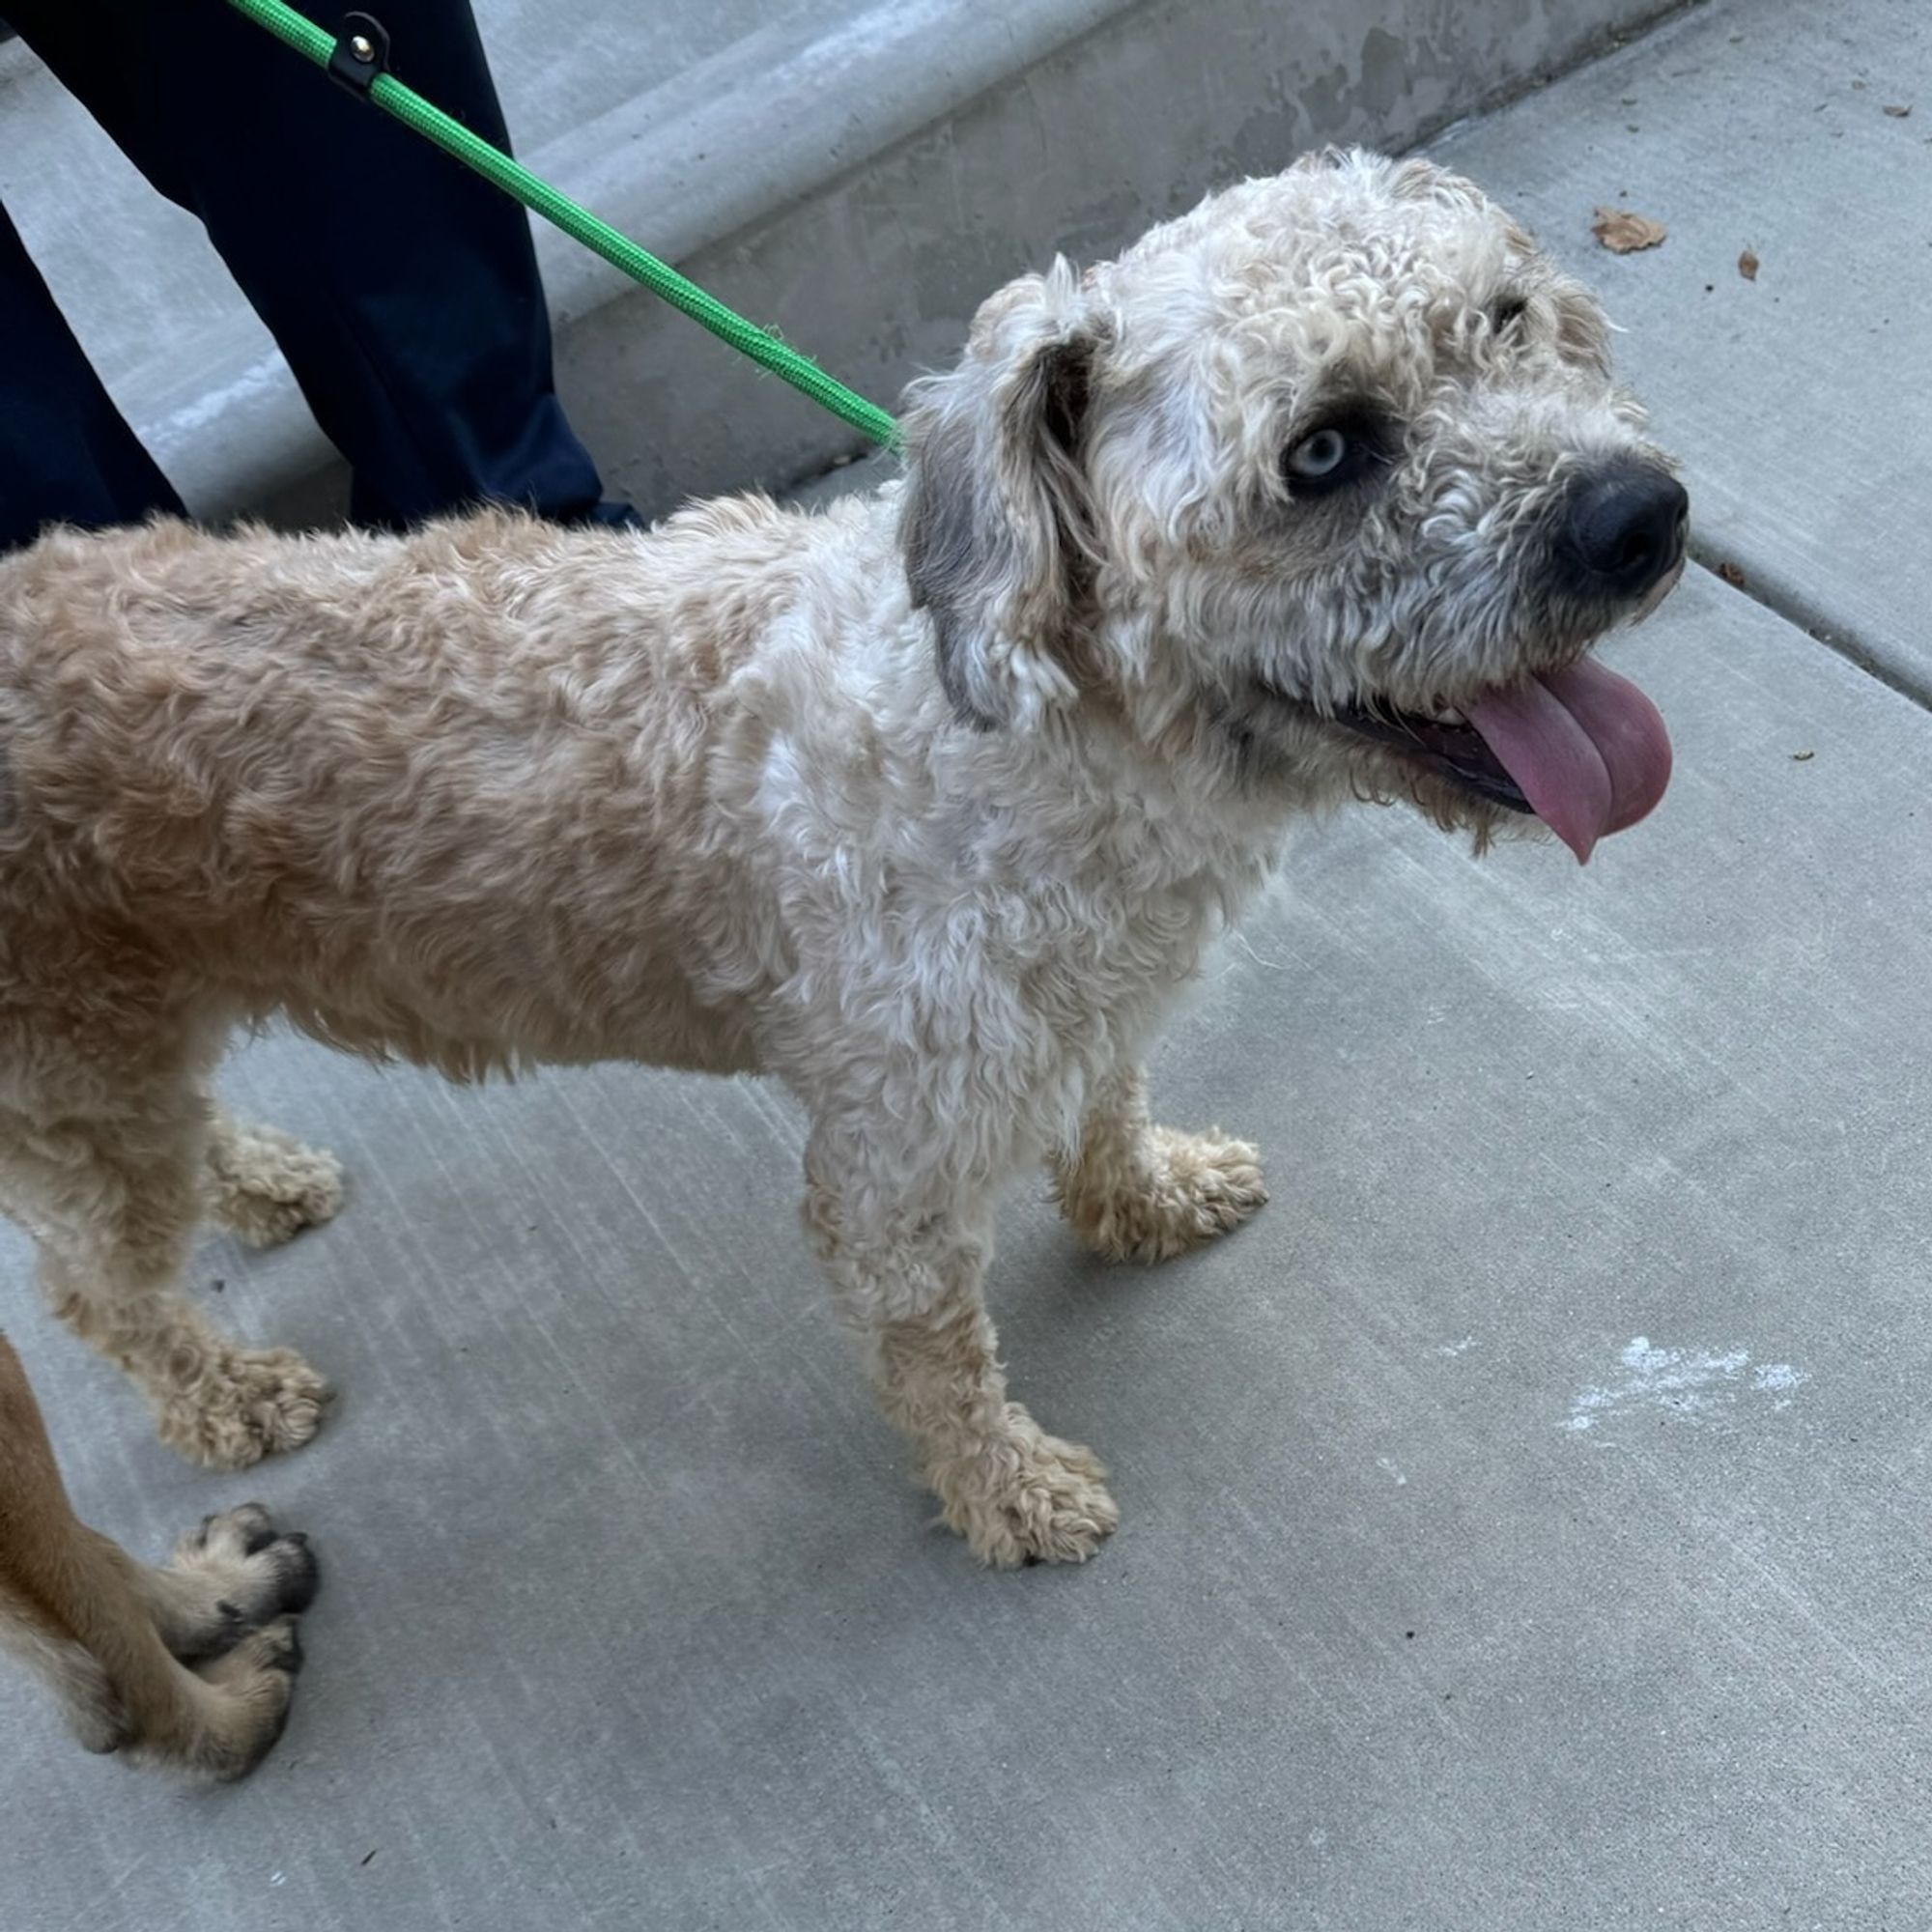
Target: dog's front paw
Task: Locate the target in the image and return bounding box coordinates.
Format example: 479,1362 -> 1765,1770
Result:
161,1503 -> 320,1661
1062,1126 -> 1266,1264
932,1405 -> 1120,1567
156,1349 -> 331,1469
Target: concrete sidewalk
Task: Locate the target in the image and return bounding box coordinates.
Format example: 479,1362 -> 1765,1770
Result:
5,1 -> 1932,1926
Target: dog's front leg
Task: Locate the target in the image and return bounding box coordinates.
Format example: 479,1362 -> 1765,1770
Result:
804,1168 -> 1117,1567
1052,1063 -> 1267,1265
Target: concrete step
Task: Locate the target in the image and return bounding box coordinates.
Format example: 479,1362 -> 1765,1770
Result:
0,0 -> 1680,527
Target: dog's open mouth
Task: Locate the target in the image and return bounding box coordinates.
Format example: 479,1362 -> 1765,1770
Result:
1325,657 -> 1673,864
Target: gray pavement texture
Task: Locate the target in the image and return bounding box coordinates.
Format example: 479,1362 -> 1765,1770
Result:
5,1 -> 1932,1929
1426,0 -> 1932,696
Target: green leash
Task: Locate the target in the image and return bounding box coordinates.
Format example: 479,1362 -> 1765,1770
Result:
223,0 -> 901,451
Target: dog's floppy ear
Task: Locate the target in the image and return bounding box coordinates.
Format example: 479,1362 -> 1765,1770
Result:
899,262 -> 1100,729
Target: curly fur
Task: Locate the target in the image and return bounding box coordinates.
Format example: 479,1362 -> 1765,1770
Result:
0,152 -> 1679,1570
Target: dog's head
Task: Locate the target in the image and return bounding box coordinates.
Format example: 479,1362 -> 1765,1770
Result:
899,150 -> 1685,862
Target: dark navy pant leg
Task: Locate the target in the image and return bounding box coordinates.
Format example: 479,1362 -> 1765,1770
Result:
0,199 -> 185,551
8,0 -> 632,528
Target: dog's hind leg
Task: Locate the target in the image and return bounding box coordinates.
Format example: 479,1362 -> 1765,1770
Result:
0,1072 -> 329,1470
805,1145 -> 1118,1567
1051,1064 -> 1266,1265
0,1331 -> 316,1779
203,1105 -> 344,1251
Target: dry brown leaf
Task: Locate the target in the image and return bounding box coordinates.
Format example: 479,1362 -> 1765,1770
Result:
1884,102 -> 1913,117
1718,561 -> 1747,588
1738,248 -> 1760,281
1592,206 -> 1667,253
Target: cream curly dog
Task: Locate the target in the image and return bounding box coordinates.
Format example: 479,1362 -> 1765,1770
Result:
0,151 -> 1685,1685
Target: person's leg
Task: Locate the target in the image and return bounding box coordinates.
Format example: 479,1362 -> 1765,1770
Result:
0,200 -> 185,552
9,0 -> 632,528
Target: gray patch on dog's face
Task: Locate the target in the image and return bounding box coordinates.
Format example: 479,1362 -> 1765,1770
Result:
899,268 -> 1099,731
902,410 -> 1002,730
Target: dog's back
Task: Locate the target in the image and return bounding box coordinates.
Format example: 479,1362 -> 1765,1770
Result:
0,505 -> 815,1075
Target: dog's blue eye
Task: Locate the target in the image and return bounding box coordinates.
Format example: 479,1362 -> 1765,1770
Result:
1288,429 -> 1349,478
1282,409 -> 1392,497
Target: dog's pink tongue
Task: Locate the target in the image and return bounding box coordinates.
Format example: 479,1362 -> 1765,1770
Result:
1467,660 -> 1672,864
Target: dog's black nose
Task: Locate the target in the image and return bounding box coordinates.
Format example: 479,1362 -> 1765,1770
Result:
1558,466 -> 1689,600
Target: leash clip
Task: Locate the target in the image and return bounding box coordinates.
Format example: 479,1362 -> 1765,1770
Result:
328,12 -> 390,97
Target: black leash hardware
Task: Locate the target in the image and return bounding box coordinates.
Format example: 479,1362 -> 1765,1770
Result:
327,12 -> 389,97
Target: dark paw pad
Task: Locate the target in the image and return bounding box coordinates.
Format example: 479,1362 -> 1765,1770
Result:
270,1533 -> 321,1616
